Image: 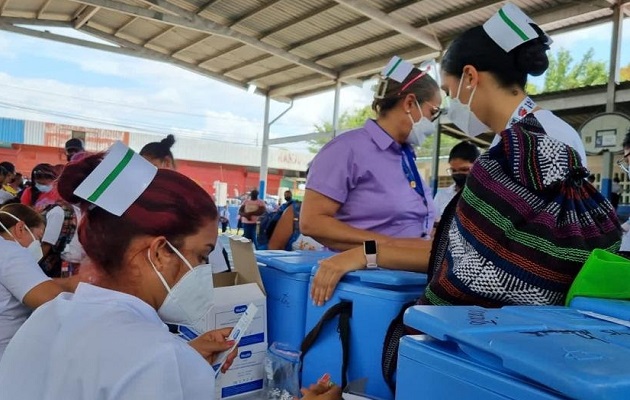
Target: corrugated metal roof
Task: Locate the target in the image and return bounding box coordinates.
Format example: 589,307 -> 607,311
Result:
0,0 -> 624,100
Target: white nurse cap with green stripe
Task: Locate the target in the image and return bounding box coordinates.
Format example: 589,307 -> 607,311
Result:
483,3 -> 551,53
74,141 -> 157,216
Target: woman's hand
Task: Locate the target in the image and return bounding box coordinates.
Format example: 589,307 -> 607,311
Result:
188,327 -> 237,373
311,247 -> 365,306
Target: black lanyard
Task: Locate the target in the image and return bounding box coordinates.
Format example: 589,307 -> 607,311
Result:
401,144 -> 430,235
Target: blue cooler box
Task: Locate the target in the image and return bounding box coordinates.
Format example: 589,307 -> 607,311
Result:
302,269 -> 427,400
398,305 -> 630,400
256,251 -> 334,350
570,297 -> 630,321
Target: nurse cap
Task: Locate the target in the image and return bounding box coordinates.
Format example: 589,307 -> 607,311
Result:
483,3 -> 552,53
73,141 -> 157,217
374,56 -> 433,99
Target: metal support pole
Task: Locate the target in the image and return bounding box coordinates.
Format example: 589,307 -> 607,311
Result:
332,80 -> 342,137
259,95 -> 271,200
606,0 -> 623,113
431,123 -> 442,197
602,1 -> 624,200
258,97 -> 294,199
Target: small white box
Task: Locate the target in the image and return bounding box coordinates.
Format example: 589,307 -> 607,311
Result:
215,342 -> 267,399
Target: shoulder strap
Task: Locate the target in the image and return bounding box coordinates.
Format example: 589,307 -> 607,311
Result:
382,301 -> 416,394
300,301 -> 352,389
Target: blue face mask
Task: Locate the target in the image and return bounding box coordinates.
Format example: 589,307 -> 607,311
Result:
35,183 -> 52,193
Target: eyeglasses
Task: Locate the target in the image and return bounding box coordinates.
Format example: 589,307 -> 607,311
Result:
446,167 -> 471,175
428,105 -> 443,122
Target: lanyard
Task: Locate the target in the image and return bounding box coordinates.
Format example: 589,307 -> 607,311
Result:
507,96 -> 537,128
401,144 -> 430,236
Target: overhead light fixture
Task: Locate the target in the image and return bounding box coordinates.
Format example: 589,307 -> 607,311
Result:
247,83 -> 257,94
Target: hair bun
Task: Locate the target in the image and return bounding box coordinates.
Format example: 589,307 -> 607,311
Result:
57,153 -> 104,208
160,134 -> 175,149
514,24 -> 550,76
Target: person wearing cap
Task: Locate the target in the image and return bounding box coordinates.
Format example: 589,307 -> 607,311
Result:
301,60 -> 441,252
309,4 -> 603,309
0,143 -> 341,400
64,138 -> 85,162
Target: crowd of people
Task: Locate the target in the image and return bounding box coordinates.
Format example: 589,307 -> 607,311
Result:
0,4 -> 627,400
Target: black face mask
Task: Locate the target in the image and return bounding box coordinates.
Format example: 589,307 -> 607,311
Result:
452,173 -> 468,188
284,196 -> 292,202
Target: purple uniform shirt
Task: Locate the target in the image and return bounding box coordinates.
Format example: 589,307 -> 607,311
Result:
307,119 -> 435,238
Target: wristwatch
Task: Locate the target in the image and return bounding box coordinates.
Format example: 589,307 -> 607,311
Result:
363,240 -> 378,269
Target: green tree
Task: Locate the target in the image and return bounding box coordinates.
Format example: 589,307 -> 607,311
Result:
621,64 -> 630,82
541,48 -> 608,93
308,105 -> 374,153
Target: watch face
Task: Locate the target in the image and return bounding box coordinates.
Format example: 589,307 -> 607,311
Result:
364,240 -> 377,254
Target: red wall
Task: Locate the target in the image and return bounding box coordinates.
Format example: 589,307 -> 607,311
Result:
1,144 -> 283,198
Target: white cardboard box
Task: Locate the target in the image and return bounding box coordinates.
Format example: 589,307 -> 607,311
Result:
211,236 -> 268,399
215,342 -> 267,399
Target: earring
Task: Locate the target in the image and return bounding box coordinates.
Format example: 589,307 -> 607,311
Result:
466,85 -> 472,90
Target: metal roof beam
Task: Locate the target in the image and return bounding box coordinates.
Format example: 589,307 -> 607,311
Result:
79,25 -> 264,95
37,0 -> 54,19
533,2 -> 612,27
0,16 -> 70,27
74,5 -> 100,29
0,0 -> 9,16
339,46 -> 441,79
200,2 -> 338,68
196,42 -> 242,66
170,33 -> 211,57
71,0 -> 338,79
416,0 -> 505,28
144,26 -> 176,46
333,0 -> 442,50
227,0 -> 282,27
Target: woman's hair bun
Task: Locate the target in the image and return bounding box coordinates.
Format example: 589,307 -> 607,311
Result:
160,134 -> 175,149
514,23 -> 550,76
57,153 -> 104,208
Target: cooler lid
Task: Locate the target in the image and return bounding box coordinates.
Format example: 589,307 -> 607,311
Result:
570,297 -> 630,321
340,269 -> 427,288
260,252 -> 335,274
403,305 -> 630,400
255,250 -> 334,267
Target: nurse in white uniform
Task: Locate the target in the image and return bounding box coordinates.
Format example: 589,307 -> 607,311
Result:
0,144 -> 341,400
0,203 -> 71,361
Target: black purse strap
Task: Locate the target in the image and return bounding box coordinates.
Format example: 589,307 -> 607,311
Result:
300,301 -> 352,389
381,301 -> 416,394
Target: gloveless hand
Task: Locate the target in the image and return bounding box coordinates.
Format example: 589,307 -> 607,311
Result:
188,327 -> 237,373
311,247 -> 365,306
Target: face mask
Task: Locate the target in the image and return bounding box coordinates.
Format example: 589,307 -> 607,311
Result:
284,196 -> 292,202
0,211 -> 43,261
406,101 -> 436,146
35,183 -> 53,193
149,242 -> 214,334
447,74 -> 490,137
451,173 -> 468,188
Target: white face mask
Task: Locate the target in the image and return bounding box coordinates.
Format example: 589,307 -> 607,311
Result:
447,73 -> 490,137
148,241 -> 214,334
35,183 -> 53,193
406,101 -> 436,146
0,211 -> 43,261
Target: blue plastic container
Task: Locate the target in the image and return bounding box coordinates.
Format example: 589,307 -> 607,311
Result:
257,252 -> 334,350
398,305 -> 630,400
302,269 -> 427,400
570,297 -> 630,321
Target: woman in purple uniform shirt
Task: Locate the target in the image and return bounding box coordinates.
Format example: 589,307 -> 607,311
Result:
300,67 -> 442,252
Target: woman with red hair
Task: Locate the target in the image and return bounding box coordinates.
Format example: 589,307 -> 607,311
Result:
0,144 -> 340,400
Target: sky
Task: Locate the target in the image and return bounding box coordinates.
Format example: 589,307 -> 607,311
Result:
0,17 -> 628,153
